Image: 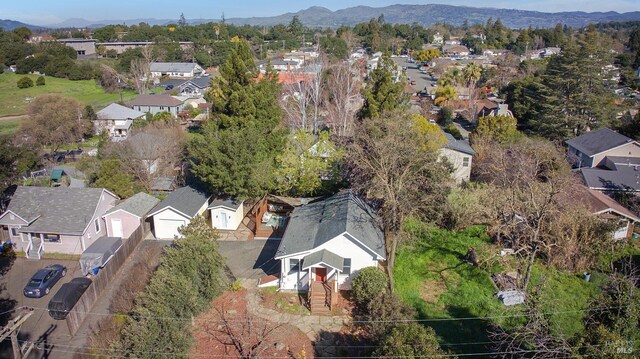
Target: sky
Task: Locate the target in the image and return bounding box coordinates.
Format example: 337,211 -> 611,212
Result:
2,0 -> 639,26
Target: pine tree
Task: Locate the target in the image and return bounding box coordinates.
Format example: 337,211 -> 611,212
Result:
359,55 -> 407,119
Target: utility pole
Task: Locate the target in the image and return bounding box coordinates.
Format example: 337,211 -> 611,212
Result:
0,308 -> 36,359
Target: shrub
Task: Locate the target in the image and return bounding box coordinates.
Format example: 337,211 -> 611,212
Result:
36,76 -> 45,86
351,267 -> 388,310
16,76 -> 34,88
366,291 -> 416,337
374,323 -> 448,358
444,123 -> 463,140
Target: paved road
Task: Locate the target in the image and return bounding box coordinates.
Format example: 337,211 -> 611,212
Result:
392,56 -> 438,94
0,257 -> 82,358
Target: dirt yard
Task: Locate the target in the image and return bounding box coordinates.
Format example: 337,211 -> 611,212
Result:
191,289 -> 314,358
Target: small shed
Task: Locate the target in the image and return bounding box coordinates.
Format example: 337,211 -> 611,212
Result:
79,237 -> 122,275
209,198 -> 244,230
103,192 -> 160,238
48,277 -> 92,320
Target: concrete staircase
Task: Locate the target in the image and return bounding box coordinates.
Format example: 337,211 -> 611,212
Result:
27,238 -> 43,260
310,281 -> 331,315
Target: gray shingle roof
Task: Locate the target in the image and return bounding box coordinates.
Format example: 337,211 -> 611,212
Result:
148,186 -> 210,218
565,128 -> 635,157
581,167 -> 640,192
3,187 -> 113,235
276,191 -> 385,258
105,192 -> 160,218
444,133 -> 475,156
130,94 -> 184,107
150,62 -> 200,73
208,198 -> 243,211
96,103 -> 145,121
301,249 -> 345,271
151,176 -> 176,192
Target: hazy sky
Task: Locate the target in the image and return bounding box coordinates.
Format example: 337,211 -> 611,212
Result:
3,0 -> 639,25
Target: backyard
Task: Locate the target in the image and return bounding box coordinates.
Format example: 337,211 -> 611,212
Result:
0,73 -> 136,117
394,220 -> 605,356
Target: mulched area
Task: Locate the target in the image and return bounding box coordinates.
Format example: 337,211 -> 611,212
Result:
259,288 -> 356,316
191,289 -> 314,358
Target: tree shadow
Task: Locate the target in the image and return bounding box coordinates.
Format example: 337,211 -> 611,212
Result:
314,329 -> 373,358
421,305 -> 494,356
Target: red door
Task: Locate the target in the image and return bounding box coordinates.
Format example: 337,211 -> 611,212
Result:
315,268 -> 327,282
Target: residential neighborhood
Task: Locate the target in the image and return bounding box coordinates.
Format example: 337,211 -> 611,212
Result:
0,1 -> 640,358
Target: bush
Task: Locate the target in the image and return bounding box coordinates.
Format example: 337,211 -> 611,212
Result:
366,291 -> 416,337
16,76 -> 34,88
36,76 -> 45,86
444,124 -> 463,140
374,322 -> 448,358
351,267 -> 388,310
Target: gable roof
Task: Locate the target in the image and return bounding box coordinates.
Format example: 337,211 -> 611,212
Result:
444,133 -> 476,156
97,103 -> 145,121
148,186 -> 210,219
130,94 -> 184,107
561,185 -> 640,222
0,187 -> 116,235
208,198 -> 243,211
581,166 -> 640,192
301,249 -> 345,271
565,128 -> 636,157
276,191 -> 385,259
150,62 -> 200,73
104,192 -> 160,218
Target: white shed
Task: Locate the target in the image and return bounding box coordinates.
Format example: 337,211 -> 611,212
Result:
147,186 -> 210,239
209,199 -> 244,231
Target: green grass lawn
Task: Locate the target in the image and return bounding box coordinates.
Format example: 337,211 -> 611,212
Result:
394,220 -> 603,355
0,73 -> 136,116
0,119 -> 20,135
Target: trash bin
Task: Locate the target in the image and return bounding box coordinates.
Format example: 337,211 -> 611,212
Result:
584,272 -> 591,282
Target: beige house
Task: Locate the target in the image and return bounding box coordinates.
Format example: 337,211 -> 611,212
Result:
566,128 -> 640,168
94,103 -> 145,141
440,133 -> 475,183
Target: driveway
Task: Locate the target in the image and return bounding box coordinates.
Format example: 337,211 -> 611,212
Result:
0,257 -> 83,358
218,239 -> 281,280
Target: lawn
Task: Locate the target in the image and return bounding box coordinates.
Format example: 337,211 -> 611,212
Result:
0,119 -> 20,135
0,73 -> 136,116
394,220 -> 603,355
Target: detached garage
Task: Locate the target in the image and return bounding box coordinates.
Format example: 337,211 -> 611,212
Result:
147,186 -> 210,239
103,192 -> 160,239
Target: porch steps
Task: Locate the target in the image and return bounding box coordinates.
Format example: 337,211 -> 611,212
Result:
26,238 -> 43,260
310,282 -> 331,315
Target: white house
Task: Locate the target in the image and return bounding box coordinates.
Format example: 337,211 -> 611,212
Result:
440,133 -> 475,183
130,94 -> 185,117
149,62 -> 204,79
147,186 -> 210,239
209,199 -> 244,231
94,103 -> 145,141
274,191 -> 386,312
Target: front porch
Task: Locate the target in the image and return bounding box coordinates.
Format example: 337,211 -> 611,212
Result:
301,250 -> 345,314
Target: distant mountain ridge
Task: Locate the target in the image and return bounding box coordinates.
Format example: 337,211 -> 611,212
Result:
12,4 -> 640,30
0,19 -> 45,31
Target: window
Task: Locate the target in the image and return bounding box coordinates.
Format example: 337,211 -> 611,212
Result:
462,157 -> 470,167
160,106 -> 164,110
44,234 -> 60,242
343,258 -> 351,275
10,227 -> 18,237
288,259 -> 300,274
94,218 -> 100,233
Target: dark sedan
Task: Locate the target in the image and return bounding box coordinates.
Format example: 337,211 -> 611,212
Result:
23,264 -> 67,298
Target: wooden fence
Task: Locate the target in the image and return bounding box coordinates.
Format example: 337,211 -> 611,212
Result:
65,225 -> 145,335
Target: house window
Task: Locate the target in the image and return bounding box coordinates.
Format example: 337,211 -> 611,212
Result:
343,258 -> 352,275
462,157 -> 470,167
160,106 -> 164,110
44,234 -> 60,242
10,227 -> 18,237
94,218 -> 100,233
288,259 -> 300,274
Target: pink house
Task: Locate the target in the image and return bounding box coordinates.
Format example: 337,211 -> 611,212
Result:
102,192 -> 160,238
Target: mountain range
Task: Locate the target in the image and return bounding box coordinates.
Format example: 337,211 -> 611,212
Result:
3,4 -> 640,31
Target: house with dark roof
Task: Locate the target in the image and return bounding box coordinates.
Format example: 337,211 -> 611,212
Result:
0,187 -> 118,259
147,186 -> 210,239
209,199 -> 244,231
274,191 -> 385,312
130,94 -> 185,117
565,128 -> 640,168
103,192 -> 160,239
95,103 -> 145,141
440,133 -> 475,183
158,76 -> 212,97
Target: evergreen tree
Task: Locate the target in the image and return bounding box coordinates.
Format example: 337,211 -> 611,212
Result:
359,55 -> 407,119
189,41 -> 286,198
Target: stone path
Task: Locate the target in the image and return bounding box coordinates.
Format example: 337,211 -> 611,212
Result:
242,279 -> 349,341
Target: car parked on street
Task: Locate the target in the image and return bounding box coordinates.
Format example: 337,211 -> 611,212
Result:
23,264 -> 67,298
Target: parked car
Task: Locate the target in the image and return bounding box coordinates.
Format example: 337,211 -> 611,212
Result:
48,277 -> 92,320
23,264 -> 67,298
410,80 -> 417,85
165,85 -> 174,90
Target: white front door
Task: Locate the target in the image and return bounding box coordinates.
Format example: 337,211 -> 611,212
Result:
111,219 -> 123,238
218,211 -> 228,229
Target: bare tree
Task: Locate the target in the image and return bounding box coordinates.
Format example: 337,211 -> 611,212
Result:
280,70 -> 313,132
102,124 -> 186,191
207,308 -> 284,359
348,112 -> 452,290
99,64 -> 124,93
325,60 -> 362,136
307,54 -> 326,133
130,58 -> 148,95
